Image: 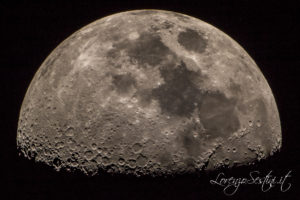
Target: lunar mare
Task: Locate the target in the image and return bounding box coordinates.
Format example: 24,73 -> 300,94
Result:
17,10 -> 281,176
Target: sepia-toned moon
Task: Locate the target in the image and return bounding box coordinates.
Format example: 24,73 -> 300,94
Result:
17,10 -> 281,176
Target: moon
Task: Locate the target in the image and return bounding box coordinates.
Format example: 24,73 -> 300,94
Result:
17,10 -> 281,176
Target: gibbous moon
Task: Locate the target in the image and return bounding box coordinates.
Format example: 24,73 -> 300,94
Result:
17,10 -> 281,176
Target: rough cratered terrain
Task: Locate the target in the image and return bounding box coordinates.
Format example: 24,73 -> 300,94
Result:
17,10 -> 281,176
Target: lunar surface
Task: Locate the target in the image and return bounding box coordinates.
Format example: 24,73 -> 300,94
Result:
17,10 -> 281,176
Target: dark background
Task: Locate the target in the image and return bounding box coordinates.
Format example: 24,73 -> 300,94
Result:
1,0 -> 299,199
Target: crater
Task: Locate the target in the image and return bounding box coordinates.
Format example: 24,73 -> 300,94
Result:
252,98 -> 272,155
178,28 -> 207,53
